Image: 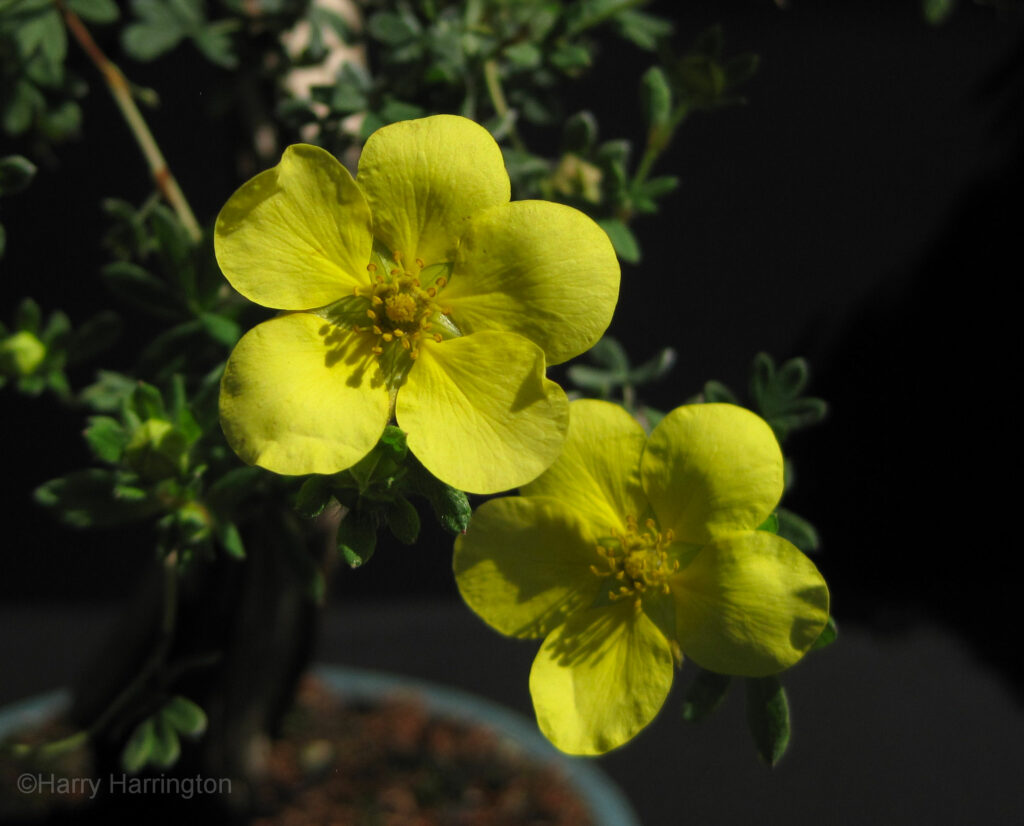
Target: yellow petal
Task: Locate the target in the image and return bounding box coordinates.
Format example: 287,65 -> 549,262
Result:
671,531 -> 830,676
215,144 -> 372,310
453,497 -> 602,639
356,115 -> 510,266
443,201 -> 619,365
220,313 -> 389,475
529,602 -> 674,755
522,399 -> 647,536
641,403 -> 784,544
396,331 -> 568,494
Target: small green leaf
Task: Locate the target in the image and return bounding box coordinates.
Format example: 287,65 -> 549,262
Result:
34,469 -> 160,527
702,380 -> 738,404
812,616 -> 838,650
628,347 -> 676,385
776,508 -> 820,553
121,717 -> 156,774
14,297 -> 42,334
199,312 -> 240,347
68,0 -> 120,22
588,336 -> 630,376
0,155 -> 37,196
101,261 -> 182,319
745,675 -> 790,766
640,65 -> 672,130
80,370 -> 136,412
756,512 -> 779,534
386,496 -> 420,545
214,519 -> 245,559
596,218 -> 640,264
295,476 -> 333,518
122,23 -> 184,60
562,110 -> 598,154
337,508 -> 377,568
923,0 -> 956,25
681,668 -> 731,722
367,10 -> 419,45
149,715 -> 181,768
566,364 -> 617,393
161,695 -> 207,738
83,415 -> 129,463
66,311 -> 121,365
130,381 -> 167,420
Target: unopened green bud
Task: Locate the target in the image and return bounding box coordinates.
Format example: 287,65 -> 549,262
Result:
124,418 -> 188,481
0,330 -> 46,376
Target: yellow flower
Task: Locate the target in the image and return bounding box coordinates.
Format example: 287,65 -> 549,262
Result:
214,115 -> 619,493
453,399 -> 830,754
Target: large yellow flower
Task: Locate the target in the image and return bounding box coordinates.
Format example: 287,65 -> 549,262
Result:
454,399 -> 830,754
215,116 -> 619,494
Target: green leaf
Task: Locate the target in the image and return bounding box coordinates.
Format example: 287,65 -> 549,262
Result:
193,24 -> 237,69
214,518 -> 245,559
774,357 -> 810,399
295,476 -> 333,518
67,0 -> 119,22
34,469 -> 161,527
83,415 -> 129,463
588,336 -> 629,376
14,297 -> 42,334
566,363 -> 617,393
121,717 -> 156,774
122,23 -> 184,60
628,347 -> 676,385
562,110 -> 598,154
812,616 -> 838,650
505,42 -> 541,69
767,398 -> 828,439
130,381 -> 167,420
337,508 -> 377,568
406,461 -> 471,535
161,695 -> 207,738
66,311 -> 121,365
923,0 -> 956,25
101,261 -> 182,319
80,370 -> 136,412
149,715 -> 181,768
776,508 -> 820,553
702,379 -> 737,404
199,311 -> 240,347
386,496 -> 420,545
596,218 -> 640,264
0,155 -> 36,196
681,668 -> 731,722
614,9 -> 673,51
205,466 -> 263,511
367,10 -> 419,45
745,675 -> 790,766
640,66 -> 672,130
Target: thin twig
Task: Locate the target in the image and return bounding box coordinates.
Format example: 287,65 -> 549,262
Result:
56,1 -> 202,242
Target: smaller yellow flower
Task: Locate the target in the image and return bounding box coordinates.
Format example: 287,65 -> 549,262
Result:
215,115 -> 619,494
454,399 -> 830,755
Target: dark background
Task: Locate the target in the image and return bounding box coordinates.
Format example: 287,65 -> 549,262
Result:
3,1 -> 1023,822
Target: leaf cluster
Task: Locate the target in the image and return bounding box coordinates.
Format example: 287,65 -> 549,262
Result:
293,425 -> 471,569
0,0 -> 118,143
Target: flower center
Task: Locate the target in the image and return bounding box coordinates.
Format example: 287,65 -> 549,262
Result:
591,515 -> 677,611
350,251 -> 452,360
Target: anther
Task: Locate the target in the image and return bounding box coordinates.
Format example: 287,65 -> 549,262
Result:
415,258 -> 425,269
433,333 -> 443,342
367,263 -> 377,272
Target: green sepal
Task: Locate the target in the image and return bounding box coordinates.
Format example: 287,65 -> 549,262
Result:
745,675 -> 791,767
776,507 -> 820,553
161,695 -> 207,738
756,512 -> 779,534
681,668 -> 731,723
386,496 -> 420,545
337,507 -> 378,568
347,426 -> 408,493
811,616 -> 838,650
121,717 -> 156,774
